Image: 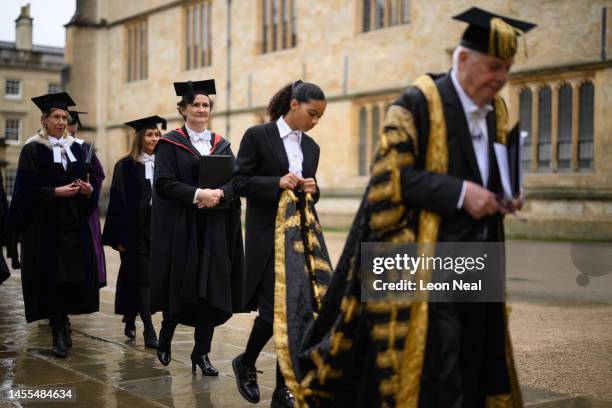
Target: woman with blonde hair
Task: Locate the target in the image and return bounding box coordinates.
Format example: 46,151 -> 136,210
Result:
7,92 -> 99,358
103,116 -> 166,348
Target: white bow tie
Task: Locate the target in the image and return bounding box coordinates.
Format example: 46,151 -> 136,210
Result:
191,130 -> 211,143
49,137 -> 76,165
141,153 -> 155,181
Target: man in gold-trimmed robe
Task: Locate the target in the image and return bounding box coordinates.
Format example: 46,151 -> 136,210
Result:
275,7 -> 536,408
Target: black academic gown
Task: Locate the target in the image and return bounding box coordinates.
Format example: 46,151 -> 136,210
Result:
102,157 -> 152,316
0,170 -> 11,284
6,136 -> 100,323
150,127 -> 245,328
233,121 -> 320,319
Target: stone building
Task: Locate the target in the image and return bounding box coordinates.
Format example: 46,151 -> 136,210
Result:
64,0 -> 612,239
0,4 -> 64,193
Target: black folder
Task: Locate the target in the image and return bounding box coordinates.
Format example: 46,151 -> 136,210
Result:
506,124 -> 521,197
198,155 -> 234,209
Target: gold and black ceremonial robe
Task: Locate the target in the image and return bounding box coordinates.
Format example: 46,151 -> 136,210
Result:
275,73 -> 522,408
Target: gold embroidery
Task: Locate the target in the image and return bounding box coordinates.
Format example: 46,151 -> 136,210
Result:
329,331 -> 353,355
310,350 -> 343,385
387,228 -> 416,243
293,241 -> 304,253
371,152 -> 415,178
369,205 -> 406,231
486,393 -> 513,408
274,190 -> 303,405
341,296 -> 360,322
380,105 -> 419,156
371,322 -> 410,340
396,75 -> 447,408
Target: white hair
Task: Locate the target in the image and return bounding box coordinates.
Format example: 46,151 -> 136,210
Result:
452,45 -> 479,71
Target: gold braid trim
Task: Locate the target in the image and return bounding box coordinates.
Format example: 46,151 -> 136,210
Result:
494,96 -> 509,145
329,331 -> 353,355
371,322 -> 410,340
371,152 -> 415,178
274,190 -> 304,406
310,350 -> 343,385
486,394 -> 514,408
340,296 -> 360,322
378,105 -> 419,156
369,205 -> 406,231
396,75 -> 448,408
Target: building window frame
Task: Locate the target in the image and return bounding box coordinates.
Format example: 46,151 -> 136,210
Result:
361,0 -> 411,33
356,98 -> 394,176
5,79 -> 21,99
185,0 -> 213,70
48,83 -> 63,94
126,18 -> 148,83
4,117 -> 21,144
514,76 -> 596,174
259,0 -> 296,54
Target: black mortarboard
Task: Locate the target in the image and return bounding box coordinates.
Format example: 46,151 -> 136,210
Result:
124,115 -> 167,132
173,79 -> 216,97
31,92 -> 76,113
453,7 -> 536,59
68,110 -> 87,127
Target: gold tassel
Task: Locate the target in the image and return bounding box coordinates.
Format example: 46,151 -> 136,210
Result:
489,17 -> 526,59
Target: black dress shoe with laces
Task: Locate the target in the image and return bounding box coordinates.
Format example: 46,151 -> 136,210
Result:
191,353 -> 219,376
232,353 -> 261,403
271,386 -> 294,408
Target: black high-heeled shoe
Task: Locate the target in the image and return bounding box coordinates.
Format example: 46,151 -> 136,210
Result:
156,330 -> 171,366
191,353 -> 219,376
124,317 -> 136,339
144,329 -> 158,349
51,321 -> 68,358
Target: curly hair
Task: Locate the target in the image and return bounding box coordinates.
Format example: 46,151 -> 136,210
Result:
267,80 -> 325,121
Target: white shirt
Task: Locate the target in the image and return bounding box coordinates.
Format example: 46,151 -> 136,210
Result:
186,125 -> 213,204
48,136 -> 76,170
140,152 -> 155,205
450,69 -> 494,209
186,125 -> 212,156
276,116 -> 303,178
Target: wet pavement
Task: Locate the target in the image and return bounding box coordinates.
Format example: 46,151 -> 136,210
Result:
0,234 -> 610,407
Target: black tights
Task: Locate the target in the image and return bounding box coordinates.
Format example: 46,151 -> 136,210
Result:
243,316 -> 286,389
159,312 -> 215,355
125,284 -> 154,333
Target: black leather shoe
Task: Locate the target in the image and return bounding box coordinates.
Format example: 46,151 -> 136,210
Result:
232,353 -> 261,403
143,329 -> 158,349
191,353 -> 219,376
271,386 -> 294,408
124,317 -> 136,339
156,331 -> 171,366
51,323 -> 68,358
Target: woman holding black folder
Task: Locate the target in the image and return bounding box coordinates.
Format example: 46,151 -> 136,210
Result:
102,116 -> 165,349
150,79 -> 245,376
